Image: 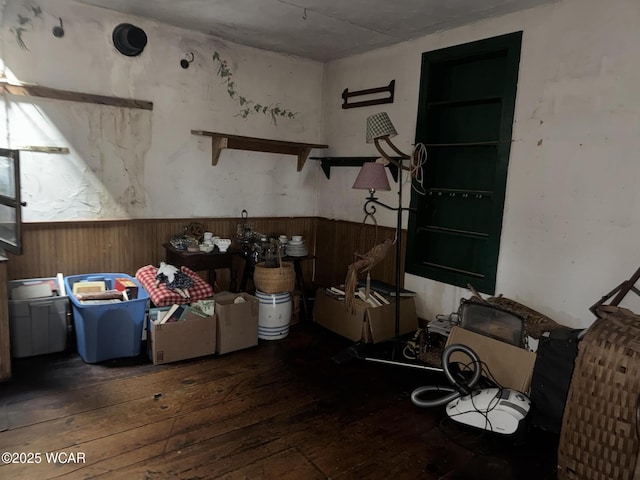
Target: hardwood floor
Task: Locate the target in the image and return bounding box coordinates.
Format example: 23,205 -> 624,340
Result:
0,323 -> 559,479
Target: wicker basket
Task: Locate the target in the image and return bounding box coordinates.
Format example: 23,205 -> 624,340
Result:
557,305 -> 640,480
253,261 -> 295,294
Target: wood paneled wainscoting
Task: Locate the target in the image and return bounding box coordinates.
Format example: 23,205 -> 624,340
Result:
6,217 -> 317,289
1,217 -> 404,381
314,218 -> 405,289
6,217 -> 404,292
0,258 -> 10,381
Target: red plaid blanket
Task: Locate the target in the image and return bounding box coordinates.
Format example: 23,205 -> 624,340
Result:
135,264 -> 214,307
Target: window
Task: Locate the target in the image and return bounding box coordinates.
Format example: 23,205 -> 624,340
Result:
407,32 -> 522,293
0,149 -> 22,255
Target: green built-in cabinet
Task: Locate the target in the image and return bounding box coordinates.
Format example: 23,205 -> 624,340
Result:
407,31 -> 523,294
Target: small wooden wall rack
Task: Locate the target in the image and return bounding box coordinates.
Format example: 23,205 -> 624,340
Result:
342,80 -> 395,109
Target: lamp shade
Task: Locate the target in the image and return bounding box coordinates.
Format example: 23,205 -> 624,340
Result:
352,162 -> 391,191
366,112 -> 397,143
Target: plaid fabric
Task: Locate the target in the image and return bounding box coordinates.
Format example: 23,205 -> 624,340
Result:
135,264 -> 214,307
366,112 -> 397,143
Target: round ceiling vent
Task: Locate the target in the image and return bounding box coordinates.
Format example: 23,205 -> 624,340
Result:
112,23 -> 147,57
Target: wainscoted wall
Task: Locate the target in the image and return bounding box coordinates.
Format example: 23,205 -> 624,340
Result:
5,217 -> 404,293
1,217 -> 404,380
315,218 -> 404,289
0,259 -> 10,381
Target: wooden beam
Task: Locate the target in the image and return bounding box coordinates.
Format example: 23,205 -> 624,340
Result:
1,80 -> 153,111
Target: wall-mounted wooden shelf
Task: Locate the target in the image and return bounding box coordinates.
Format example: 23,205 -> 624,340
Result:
17,146 -> 69,154
1,79 -> 153,111
191,130 -> 328,171
310,157 -> 399,182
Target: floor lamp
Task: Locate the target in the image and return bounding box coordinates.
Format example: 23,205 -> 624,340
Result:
352,112 -> 415,337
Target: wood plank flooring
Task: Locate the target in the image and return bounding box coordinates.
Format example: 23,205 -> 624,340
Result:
0,323 -> 559,479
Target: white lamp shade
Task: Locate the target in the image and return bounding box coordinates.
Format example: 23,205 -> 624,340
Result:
352,162 -> 391,191
366,112 -> 397,143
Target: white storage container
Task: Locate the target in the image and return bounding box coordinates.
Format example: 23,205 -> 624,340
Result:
8,277 -> 69,358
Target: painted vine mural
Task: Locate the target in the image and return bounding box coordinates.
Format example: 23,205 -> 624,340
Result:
212,52 -> 297,125
5,5 -> 298,127
11,2 -> 42,50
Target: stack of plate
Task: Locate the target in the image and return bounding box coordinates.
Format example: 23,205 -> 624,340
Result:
286,237 -> 308,257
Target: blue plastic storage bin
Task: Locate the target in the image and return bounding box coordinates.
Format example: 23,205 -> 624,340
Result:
64,273 -> 149,363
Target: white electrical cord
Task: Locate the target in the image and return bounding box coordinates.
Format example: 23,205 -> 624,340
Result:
409,143 -> 428,195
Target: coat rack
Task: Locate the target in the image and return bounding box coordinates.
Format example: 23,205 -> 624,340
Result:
341,80 -> 395,109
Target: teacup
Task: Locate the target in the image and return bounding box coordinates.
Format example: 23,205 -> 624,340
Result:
291,235 -> 302,242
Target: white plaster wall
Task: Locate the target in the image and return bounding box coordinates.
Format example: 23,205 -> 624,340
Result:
320,0 -> 640,329
3,0 -> 639,329
0,0 -> 325,220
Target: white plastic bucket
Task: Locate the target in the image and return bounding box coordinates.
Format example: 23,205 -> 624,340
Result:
256,290 -> 291,340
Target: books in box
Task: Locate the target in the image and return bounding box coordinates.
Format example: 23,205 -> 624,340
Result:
114,277 -> 139,299
313,289 -> 418,343
148,309 -> 216,365
155,304 -> 210,324
72,281 -> 106,296
356,279 -> 416,297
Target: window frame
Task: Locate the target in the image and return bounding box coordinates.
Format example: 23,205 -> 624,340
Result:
0,148 -> 22,255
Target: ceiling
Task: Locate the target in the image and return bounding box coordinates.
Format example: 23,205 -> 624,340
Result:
76,0 -> 557,61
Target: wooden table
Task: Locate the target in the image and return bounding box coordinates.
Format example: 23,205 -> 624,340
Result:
163,243 -> 240,292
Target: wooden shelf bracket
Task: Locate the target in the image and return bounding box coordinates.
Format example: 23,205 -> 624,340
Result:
191,130 -> 328,171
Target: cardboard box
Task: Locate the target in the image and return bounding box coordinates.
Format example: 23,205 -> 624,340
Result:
313,289 -> 418,343
445,326 -> 537,393
213,292 -> 259,354
147,309 -> 217,365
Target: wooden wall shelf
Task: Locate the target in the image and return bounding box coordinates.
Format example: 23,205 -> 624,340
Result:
191,130 -> 328,171
1,79 -> 153,111
310,157 -> 399,182
17,146 -> 69,154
